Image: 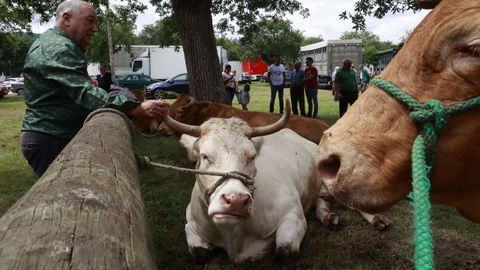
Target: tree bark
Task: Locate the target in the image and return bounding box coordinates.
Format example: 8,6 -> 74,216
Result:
172,0 -> 226,103
0,110 -> 156,270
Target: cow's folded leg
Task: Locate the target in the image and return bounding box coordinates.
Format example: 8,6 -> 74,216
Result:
316,185 -> 340,230
185,223 -> 216,264
358,211 -> 391,231
274,212 -> 306,258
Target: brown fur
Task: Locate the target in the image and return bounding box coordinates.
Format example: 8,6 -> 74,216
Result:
158,94 -> 331,144
317,0 -> 480,222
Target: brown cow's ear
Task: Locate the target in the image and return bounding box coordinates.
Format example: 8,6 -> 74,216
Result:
195,102 -> 210,114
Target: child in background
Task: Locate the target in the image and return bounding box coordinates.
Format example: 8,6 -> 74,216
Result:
237,80 -> 251,110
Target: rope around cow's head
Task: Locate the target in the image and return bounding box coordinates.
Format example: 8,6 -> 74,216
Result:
370,77 -> 480,270
136,155 -> 255,204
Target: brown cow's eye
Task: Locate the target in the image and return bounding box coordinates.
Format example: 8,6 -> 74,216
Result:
472,46 -> 480,57
455,43 -> 480,58
462,46 -> 480,57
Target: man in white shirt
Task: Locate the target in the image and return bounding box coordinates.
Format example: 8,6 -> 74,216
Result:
267,54 -> 286,113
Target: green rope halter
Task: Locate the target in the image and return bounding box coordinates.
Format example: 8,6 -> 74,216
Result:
370,77 -> 480,270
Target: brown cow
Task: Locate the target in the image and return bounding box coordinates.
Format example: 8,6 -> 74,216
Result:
156,94 -> 331,144
316,0 -> 480,222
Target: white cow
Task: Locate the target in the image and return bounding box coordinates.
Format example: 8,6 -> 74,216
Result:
164,105 -> 337,263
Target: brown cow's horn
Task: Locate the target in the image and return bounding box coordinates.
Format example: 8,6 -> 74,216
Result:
249,99 -> 291,138
163,115 -> 201,137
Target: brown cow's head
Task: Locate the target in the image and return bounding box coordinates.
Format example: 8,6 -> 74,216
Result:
316,0 -> 480,221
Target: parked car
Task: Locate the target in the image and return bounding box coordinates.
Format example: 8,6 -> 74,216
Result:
0,82 -> 8,98
318,75 -> 333,90
260,72 -> 269,83
249,74 -> 259,81
145,73 -> 189,99
3,77 -> 22,88
116,74 -> 159,91
8,77 -> 25,95
241,72 -> 250,82
89,75 -> 98,86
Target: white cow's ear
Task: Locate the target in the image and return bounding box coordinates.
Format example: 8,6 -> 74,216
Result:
252,137 -> 264,153
180,134 -> 199,161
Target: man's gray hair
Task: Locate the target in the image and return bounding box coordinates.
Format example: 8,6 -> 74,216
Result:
56,0 -> 85,23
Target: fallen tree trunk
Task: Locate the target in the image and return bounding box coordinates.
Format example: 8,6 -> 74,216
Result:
0,109 -> 156,269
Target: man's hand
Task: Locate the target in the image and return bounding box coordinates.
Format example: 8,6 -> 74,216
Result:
127,100 -> 170,131
130,100 -> 170,119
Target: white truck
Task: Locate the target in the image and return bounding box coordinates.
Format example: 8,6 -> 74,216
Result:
131,46 -> 229,80
227,60 -> 243,82
299,39 -> 363,89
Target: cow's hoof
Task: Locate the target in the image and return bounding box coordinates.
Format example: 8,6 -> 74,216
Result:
189,247 -> 218,265
275,245 -> 299,261
320,212 -> 341,230
372,214 -> 391,231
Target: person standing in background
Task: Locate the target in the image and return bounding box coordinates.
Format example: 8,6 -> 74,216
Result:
267,54 -> 286,113
360,64 -> 371,93
289,61 -> 306,116
96,64 -> 113,92
331,66 -> 340,101
237,80 -> 251,111
222,64 -> 237,105
335,58 -> 358,117
304,57 -> 318,118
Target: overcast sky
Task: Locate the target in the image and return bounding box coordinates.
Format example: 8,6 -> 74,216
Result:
32,0 -> 431,44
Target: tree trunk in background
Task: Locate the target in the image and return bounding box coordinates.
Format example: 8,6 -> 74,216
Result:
106,1 -> 115,77
172,0 -> 226,103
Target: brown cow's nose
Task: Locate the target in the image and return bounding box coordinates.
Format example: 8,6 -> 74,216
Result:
220,192 -> 251,214
317,151 -> 341,183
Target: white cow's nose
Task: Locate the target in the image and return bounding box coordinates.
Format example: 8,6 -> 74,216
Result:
220,192 -> 251,215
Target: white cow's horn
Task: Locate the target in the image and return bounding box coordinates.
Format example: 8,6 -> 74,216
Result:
249,99 -> 291,138
163,115 -> 201,137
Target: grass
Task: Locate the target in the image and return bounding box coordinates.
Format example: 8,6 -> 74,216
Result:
1,83 -> 479,269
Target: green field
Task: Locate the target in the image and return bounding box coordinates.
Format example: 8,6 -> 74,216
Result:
1,83 -> 479,269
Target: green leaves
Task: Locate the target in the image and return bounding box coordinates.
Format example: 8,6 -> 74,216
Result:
0,32 -> 36,76
341,0 -> 421,31
239,18 -> 303,64
340,30 -> 396,65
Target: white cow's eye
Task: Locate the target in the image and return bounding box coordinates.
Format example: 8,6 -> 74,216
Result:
200,154 -> 209,162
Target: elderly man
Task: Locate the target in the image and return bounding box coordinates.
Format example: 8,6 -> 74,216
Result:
21,0 -> 170,176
